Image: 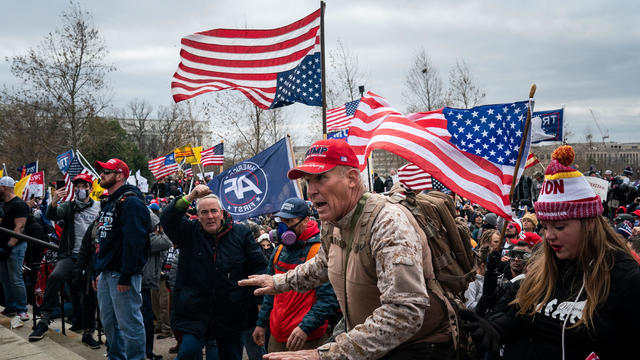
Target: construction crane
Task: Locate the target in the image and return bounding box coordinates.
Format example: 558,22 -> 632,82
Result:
589,109 -> 609,144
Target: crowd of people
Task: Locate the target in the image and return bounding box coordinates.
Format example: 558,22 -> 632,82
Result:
0,140 -> 639,360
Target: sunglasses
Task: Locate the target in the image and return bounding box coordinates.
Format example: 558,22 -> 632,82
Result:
508,249 -> 532,260
101,169 -> 121,175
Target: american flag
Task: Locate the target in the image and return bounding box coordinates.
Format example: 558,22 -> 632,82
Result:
201,143 -> 224,166
61,156 -> 95,202
183,163 -> 193,177
327,99 -> 360,131
171,9 -> 322,110
348,92 -> 531,220
525,153 -> 540,169
148,153 -> 179,180
397,163 -> 432,191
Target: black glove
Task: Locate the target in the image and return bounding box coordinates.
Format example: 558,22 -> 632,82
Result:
459,309 -> 501,353
486,250 -> 501,273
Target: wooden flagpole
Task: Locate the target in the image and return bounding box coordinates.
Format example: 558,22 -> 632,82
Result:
320,1 -> 327,139
498,84 -> 536,249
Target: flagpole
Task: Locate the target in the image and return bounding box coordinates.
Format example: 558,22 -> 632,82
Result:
498,84 -> 536,248
286,134 -> 304,198
561,103 -> 566,144
219,140 -> 224,175
76,150 -> 99,177
320,0 -> 327,139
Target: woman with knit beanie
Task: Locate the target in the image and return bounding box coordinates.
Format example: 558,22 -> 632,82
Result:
460,145 -> 640,360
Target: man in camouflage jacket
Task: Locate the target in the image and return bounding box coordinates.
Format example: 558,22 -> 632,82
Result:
240,140 -> 452,360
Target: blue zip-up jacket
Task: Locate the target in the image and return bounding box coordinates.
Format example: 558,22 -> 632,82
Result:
94,184 -> 150,286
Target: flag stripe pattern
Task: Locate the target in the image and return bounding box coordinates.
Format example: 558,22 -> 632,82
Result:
347,92 -> 531,220
148,153 -> 179,180
62,157 -> 95,202
397,163 -> 432,191
171,9 -> 322,109
525,153 -> 540,169
200,143 -> 224,166
327,99 -> 360,131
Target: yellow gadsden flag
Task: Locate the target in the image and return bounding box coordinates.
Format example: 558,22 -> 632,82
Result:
175,145 -> 202,164
90,179 -> 105,201
0,169 -> 3,177
13,174 -> 31,199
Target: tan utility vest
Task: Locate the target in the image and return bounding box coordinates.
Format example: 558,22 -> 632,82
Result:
322,194 -> 451,345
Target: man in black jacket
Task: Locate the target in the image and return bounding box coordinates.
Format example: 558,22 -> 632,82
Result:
93,158 -> 150,360
160,184 -> 267,360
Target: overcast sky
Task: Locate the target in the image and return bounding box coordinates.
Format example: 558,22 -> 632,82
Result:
1,0 -> 639,144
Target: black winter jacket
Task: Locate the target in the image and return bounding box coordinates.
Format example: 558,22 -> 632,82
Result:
160,198 -> 267,339
493,251 -> 640,360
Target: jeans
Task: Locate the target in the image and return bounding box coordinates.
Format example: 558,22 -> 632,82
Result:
0,241 -> 27,313
177,333 -> 219,360
141,288 -> 155,357
39,257 -> 82,323
178,333 -> 243,360
97,271 -> 146,360
242,327 -> 266,360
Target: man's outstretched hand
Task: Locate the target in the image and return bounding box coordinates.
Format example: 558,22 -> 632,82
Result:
238,274 -> 277,295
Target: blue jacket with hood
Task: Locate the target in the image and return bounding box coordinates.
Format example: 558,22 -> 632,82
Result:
94,184 -> 151,286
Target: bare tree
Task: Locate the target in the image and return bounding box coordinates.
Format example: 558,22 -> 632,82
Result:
445,59 -> 485,109
328,40 -> 366,105
4,1 -> 115,149
119,98 -> 153,152
402,48 -> 445,112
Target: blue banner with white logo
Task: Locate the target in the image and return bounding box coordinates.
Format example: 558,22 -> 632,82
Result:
56,150 -> 74,175
17,161 -> 38,176
531,109 -> 563,143
327,128 -> 349,141
207,138 -> 301,221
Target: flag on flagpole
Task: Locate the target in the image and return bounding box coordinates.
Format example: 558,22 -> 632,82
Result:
183,163 -> 194,177
17,161 -> 38,179
327,99 -> 360,131
525,153 -> 540,169
347,92 -> 532,220
13,175 -> 31,200
171,9 -> 322,110
62,156 -> 96,202
174,145 -> 198,164
200,143 -> 224,166
207,138 -> 300,221
56,150 -> 74,175
397,163 -> 432,191
148,153 -> 179,180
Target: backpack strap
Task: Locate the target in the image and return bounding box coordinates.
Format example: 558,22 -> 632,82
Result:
272,244 -> 284,267
306,243 -> 321,262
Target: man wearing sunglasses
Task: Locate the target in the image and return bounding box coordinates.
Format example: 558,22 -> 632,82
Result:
93,158 -> 151,360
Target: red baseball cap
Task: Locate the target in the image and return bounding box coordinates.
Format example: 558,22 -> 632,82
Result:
72,173 -> 94,186
632,210 -> 640,218
94,158 -> 130,179
288,139 -> 359,180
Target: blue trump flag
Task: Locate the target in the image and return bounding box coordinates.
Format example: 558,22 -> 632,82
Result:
17,161 -> 38,177
531,108 -> 563,143
327,128 -> 349,141
207,138 -> 302,221
56,150 -> 74,175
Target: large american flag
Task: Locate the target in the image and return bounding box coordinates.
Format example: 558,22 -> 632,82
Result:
171,9 -> 322,110
348,92 -> 531,219
200,143 -> 224,166
397,163 -> 432,191
61,156 -> 96,202
148,153 -> 179,180
327,99 -> 359,131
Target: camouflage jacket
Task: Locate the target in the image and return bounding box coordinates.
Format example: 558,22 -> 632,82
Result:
273,193 -> 436,359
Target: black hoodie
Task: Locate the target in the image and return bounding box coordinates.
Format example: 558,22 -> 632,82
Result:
94,184 -> 151,286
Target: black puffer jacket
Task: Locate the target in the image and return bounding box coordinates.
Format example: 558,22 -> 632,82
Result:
160,198 -> 267,339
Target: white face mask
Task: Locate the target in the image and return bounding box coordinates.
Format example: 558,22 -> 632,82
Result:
75,188 -> 90,201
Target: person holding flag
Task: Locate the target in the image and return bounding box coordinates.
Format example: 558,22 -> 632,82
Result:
28,173 -> 101,347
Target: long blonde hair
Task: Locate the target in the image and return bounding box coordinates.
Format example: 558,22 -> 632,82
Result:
513,216 -> 630,328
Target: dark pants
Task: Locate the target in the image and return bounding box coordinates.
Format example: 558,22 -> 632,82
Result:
178,333 -> 243,360
142,288 -> 155,357
381,341 -> 455,360
78,276 -> 97,332
39,257 -> 82,324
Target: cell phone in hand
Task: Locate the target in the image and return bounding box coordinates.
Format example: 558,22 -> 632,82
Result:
56,180 -> 66,189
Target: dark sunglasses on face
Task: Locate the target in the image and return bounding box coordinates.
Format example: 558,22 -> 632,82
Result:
101,169 -> 120,175
508,249 -> 531,260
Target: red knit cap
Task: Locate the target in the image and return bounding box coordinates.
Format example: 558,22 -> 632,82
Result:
534,145 -> 603,221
